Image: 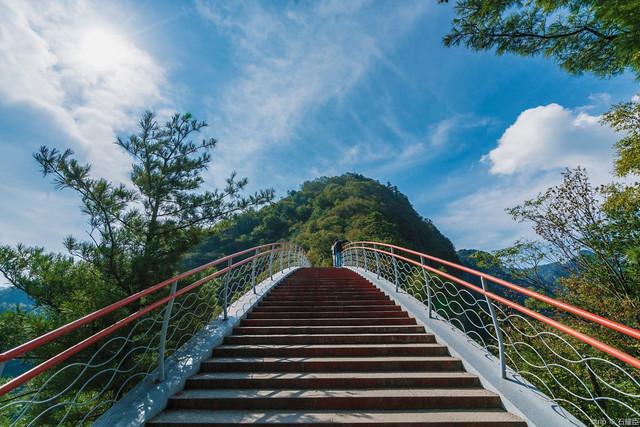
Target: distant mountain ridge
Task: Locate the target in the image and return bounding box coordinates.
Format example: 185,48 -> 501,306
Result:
0,286 -> 33,313
185,173 -> 459,267
457,249 -> 568,297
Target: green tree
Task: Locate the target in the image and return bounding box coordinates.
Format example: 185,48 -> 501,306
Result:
0,111 -> 273,371
442,0 -> 640,78
443,2 -> 640,420
186,173 -> 459,267
507,168 -> 640,314
602,98 -> 640,176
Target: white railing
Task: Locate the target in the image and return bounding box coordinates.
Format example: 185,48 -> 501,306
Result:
0,242 -> 309,426
343,241 -> 640,426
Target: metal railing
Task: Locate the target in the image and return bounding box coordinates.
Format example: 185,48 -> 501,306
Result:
343,241 -> 640,426
0,242 -> 309,426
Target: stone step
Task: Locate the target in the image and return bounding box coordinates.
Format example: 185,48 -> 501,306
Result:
200,357 -> 464,373
151,267 -> 524,427
167,388 -> 503,411
148,409 -> 527,426
277,280 -> 369,285
260,298 -> 393,307
266,291 -> 385,298
212,344 -> 449,358
252,305 -> 402,312
282,286 -> 373,290
246,311 -> 411,319
185,371 -> 480,390
238,318 -> 417,327
233,325 -> 425,335
224,333 -> 433,345
272,284 -> 378,288
272,284 -> 380,288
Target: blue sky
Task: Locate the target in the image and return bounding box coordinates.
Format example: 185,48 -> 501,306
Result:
0,0 -> 637,260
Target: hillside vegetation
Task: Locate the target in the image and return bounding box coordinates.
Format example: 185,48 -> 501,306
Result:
186,173 -> 458,267
0,287 -> 33,313
457,249 -> 567,297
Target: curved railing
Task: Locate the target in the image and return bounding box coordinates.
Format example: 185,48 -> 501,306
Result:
343,241 -> 640,426
0,242 -> 309,426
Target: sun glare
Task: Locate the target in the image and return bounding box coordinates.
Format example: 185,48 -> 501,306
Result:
79,28 -> 127,70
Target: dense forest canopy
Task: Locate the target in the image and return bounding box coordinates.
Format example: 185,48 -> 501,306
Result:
185,173 -> 458,267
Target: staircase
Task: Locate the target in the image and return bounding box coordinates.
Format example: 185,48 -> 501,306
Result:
148,268 -> 525,426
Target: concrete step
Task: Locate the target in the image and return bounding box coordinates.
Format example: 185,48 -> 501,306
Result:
200,357 -> 464,372
252,305 -> 402,312
233,325 -> 425,335
238,318 -> 418,327
185,372 -> 480,390
212,344 -> 449,358
224,333 -> 433,345
270,285 -> 379,290
277,284 -> 372,288
259,299 -> 392,306
266,292 -> 385,299
167,388 -> 503,410
151,268 -> 524,427
271,285 -> 380,289
246,311 -> 411,319
271,284 -> 377,289
148,409 -> 527,426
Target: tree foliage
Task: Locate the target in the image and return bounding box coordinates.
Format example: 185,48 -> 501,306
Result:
442,3 -> 640,419
508,168 -> 639,315
442,0 -> 640,78
187,173 -> 459,267
0,111 -> 273,375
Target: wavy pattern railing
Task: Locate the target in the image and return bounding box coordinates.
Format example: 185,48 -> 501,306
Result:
343,241 -> 640,426
0,242 -> 309,426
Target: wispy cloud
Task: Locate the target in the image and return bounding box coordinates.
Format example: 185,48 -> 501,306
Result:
196,0 -> 431,188
352,114 -> 491,176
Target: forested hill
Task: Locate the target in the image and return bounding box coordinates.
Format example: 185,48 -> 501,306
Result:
185,173 -> 458,267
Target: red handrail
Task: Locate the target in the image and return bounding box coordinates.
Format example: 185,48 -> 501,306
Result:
0,242 -> 293,396
345,243 -> 640,371
347,241 -> 640,341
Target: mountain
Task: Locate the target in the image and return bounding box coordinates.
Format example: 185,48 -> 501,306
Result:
185,173 -> 459,267
457,249 -> 567,297
0,286 -> 34,313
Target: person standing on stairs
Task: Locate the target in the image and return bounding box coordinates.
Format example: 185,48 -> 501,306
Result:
332,240 -> 346,267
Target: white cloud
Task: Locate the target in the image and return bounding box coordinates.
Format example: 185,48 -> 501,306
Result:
196,0 -> 431,188
436,101 -> 620,251
436,173 -> 557,250
484,103 -> 616,180
0,0 -> 168,180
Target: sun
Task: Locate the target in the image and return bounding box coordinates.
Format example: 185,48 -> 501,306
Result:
79,28 -> 127,70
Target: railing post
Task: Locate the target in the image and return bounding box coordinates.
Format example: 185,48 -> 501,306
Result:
363,246 -> 368,271
279,245 -> 284,272
481,277 -> 506,379
420,256 -> 432,319
251,248 -> 258,294
223,258 -> 231,321
391,247 -> 399,292
374,244 -> 380,279
355,246 -> 360,269
157,280 -> 178,382
268,244 -> 275,279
